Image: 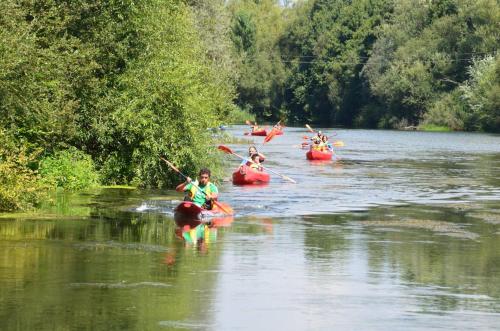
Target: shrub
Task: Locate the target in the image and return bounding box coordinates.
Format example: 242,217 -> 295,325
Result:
225,105 -> 256,124
0,130 -> 46,211
39,148 -> 100,190
422,91 -> 466,131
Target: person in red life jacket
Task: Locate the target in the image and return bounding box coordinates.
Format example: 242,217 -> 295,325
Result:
176,168 -> 218,209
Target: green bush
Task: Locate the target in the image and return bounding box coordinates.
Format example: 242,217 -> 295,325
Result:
39,148 -> 100,190
422,91 -> 466,130
226,105 -> 255,124
0,130 -> 46,211
460,55 -> 500,132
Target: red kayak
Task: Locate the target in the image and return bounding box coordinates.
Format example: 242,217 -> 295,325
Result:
232,165 -> 270,185
175,215 -> 234,229
174,201 -> 233,220
251,129 -> 267,136
275,130 -> 283,135
306,148 -> 333,161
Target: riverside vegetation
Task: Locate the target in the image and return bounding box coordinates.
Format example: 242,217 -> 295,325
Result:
1,0 -> 498,211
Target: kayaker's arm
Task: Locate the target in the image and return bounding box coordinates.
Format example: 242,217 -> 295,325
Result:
206,184 -> 219,201
176,177 -> 192,192
206,192 -> 218,200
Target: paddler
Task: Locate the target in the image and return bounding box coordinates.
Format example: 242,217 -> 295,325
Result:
176,168 -> 218,210
240,145 -> 265,167
311,131 -> 322,150
248,145 -> 265,163
247,153 -> 264,172
321,134 -> 332,151
250,122 -> 262,133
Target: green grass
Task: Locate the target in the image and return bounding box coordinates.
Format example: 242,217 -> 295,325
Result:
419,124 -> 452,132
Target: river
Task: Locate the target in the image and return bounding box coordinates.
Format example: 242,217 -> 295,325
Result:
1,126 -> 499,330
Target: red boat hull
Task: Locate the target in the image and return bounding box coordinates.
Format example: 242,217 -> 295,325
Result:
232,166 -> 270,185
251,129 -> 267,136
174,201 -> 233,220
306,149 -> 333,160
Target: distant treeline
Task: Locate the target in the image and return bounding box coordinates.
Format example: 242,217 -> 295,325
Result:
0,0 -> 498,211
232,0 -> 499,131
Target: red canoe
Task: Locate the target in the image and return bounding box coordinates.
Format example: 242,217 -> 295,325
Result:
251,129 -> 267,136
306,148 -> 333,161
174,201 -> 233,220
232,165 -> 270,185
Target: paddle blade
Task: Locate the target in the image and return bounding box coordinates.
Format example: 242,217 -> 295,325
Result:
332,141 -> 344,147
245,120 -> 252,126
263,128 -> 279,144
302,136 -> 310,140
217,145 -> 234,154
213,201 -> 233,215
306,124 -> 314,133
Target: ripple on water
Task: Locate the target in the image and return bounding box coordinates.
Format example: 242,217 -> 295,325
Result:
359,219 -> 479,240
70,281 -> 171,289
158,320 -> 211,330
469,212 -> 500,225
74,241 -> 171,252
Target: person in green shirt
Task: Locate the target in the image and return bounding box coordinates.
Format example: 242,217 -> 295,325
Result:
176,168 -> 218,209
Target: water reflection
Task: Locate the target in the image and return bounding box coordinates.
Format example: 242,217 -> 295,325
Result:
1,125 -> 500,330
1,196 -> 500,329
174,215 -> 234,247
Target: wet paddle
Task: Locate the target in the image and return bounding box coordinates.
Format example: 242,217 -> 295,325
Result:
303,125 -> 343,147
298,141 -> 345,148
305,124 -> 337,136
160,157 -> 233,215
217,145 -> 297,184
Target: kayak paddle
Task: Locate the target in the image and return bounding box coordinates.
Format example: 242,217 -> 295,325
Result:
160,157 -> 233,215
305,124 -> 337,136
217,145 -> 297,184
299,141 -> 345,148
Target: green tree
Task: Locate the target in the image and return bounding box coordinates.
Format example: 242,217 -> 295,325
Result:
460,55 -> 500,131
281,0 -> 392,125
98,0 -> 227,187
364,0 -> 499,129
229,0 -> 290,121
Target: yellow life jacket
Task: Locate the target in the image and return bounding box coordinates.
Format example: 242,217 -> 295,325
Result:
249,163 -> 261,171
188,181 -> 212,200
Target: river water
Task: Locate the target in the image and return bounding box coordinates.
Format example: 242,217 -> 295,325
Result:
1,126 -> 500,330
